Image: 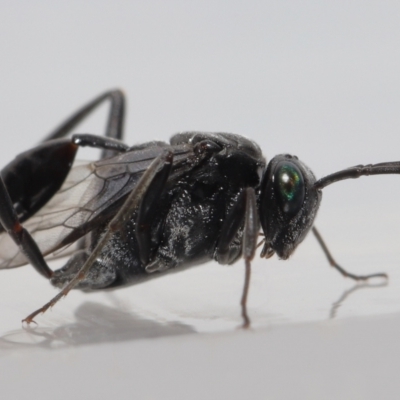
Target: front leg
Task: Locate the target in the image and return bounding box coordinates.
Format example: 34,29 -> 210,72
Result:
312,226 -> 388,281
214,190 -> 246,265
215,187 -> 259,328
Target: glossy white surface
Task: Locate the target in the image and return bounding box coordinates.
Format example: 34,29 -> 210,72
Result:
1,1 -> 400,398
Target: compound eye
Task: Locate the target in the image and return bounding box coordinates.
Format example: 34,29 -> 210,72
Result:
275,162 -> 305,216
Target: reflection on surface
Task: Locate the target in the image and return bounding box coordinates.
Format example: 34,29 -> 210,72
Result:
0,275 -> 391,353
329,280 -> 388,319
0,302 -> 196,351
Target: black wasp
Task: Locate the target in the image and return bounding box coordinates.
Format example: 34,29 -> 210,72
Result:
0,90 -> 391,327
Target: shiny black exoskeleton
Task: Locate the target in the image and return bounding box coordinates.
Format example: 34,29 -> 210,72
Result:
53,131 -> 267,290
0,90 -> 391,325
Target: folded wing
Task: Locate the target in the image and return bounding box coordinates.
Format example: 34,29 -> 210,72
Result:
0,143 -> 192,269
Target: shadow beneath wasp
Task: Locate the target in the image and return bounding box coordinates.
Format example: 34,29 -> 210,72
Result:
0,301 -> 196,351
0,280 -> 388,352
329,280 -> 388,319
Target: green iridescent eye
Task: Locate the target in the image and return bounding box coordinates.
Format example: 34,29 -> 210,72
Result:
275,162 -> 305,216
278,165 -> 300,200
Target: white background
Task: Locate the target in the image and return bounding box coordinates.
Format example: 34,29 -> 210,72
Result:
1,1 -> 400,399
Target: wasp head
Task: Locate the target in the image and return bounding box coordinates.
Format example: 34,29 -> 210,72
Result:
259,154 -> 322,260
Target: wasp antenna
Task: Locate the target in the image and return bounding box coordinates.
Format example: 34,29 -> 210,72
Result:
315,161 -> 400,189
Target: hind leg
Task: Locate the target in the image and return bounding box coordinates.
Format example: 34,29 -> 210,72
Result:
51,251 -> 117,290
0,91 -> 128,278
22,150 -> 174,323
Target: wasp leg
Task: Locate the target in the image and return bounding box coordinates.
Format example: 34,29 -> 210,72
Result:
51,250 -> 117,290
215,188 -> 259,328
135,153 -> 173,266
0,137 -> 90,277
0,175 -> 53,278
312,226 -> 388,281
22,150 -> 174,324
215,191 -> 247,265
44,90 -> 125,141
240,188 -> 259,329
1,139 -> 79,225
2,131 -> 131,230
0,92 -> 128,275
71,133 -> 129,153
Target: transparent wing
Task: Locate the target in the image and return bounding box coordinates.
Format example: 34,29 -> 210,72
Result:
0,143 -> 193,269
